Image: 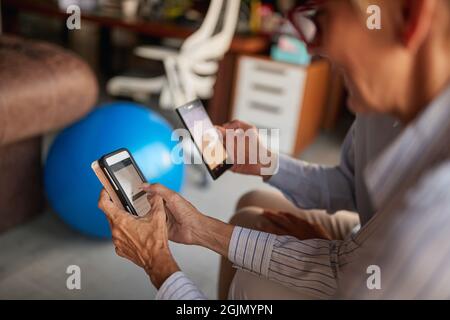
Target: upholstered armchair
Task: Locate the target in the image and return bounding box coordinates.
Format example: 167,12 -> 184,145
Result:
0,35 -> 98,233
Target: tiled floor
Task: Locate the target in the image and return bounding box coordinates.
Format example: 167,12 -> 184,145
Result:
0,133 -> 342,300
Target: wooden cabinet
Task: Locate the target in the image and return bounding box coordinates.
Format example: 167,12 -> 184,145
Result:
231,55 -> 331,156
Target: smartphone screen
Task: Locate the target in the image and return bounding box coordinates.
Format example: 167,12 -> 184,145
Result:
103,150 -> 150,216
177,100 -> 231,179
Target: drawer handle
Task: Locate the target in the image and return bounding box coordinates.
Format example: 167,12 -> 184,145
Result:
250,101 -> 281,114
253,63 -> 286,75
252,83 -> 284,95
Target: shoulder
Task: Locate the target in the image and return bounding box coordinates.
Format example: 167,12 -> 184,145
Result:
404,160 -> 450,211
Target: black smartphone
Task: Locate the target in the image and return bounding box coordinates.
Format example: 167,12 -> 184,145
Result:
176,99 -> 232,180
93,148 -> 150,216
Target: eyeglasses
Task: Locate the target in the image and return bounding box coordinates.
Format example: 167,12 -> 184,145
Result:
287,0 -> 326,48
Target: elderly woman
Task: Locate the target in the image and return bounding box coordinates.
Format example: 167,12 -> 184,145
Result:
99,0 -> 450,299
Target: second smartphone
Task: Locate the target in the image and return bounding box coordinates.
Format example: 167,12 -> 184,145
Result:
176,99 -> 232,180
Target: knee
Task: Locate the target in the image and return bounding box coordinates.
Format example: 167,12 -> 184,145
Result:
229,270 -> 316,300
229,206 -> 263,229
236,190 -> 264,211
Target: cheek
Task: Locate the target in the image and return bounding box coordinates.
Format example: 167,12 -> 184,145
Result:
318,5 -> 361,62
317,6 -> 394,113
348,58 -> 393,111
337,34 -> 390,111
318,19 -> 344,61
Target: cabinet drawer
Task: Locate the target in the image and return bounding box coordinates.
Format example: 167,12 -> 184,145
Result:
232,56 -> 307,153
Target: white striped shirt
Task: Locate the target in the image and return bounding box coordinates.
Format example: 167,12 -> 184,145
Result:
156,272 -> 206,300
338,84 -> 450,298
156,85 -> 450,300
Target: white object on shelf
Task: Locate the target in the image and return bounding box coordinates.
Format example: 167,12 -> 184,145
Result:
232,56 -> 307,154
122,0 -> 140,17
58,0 -> 97,11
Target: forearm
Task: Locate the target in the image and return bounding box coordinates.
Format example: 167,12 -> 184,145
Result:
266,154 -> 329,209
186,215 -> 354,299
267,154 -> 356,212
191,215 -> 234,258
145,250 -> 180,289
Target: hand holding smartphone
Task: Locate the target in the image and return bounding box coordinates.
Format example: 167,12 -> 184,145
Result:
176,99 -> 232,180
92,148 -> 150,216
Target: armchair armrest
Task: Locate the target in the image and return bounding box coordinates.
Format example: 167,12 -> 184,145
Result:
0,36 -> 98,146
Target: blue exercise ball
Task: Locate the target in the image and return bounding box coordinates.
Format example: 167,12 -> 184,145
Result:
44,102 -> 184,238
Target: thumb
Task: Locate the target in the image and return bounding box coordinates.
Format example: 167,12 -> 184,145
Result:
142,183 -> 177,203
98,189 -> 120,221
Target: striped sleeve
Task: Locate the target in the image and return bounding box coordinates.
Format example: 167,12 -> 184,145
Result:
228,227 -> 359,299
156,272 -> 206,300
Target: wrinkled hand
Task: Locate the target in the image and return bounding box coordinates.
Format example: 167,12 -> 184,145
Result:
216,120 -> 277,178
98,189 -> 180,288
142,183 -> 205,246
260,210 -> 332,240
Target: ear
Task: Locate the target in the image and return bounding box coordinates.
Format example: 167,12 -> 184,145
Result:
402,0 -> 437,51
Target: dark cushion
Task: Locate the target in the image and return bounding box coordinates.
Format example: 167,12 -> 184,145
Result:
0,35 -> 98,146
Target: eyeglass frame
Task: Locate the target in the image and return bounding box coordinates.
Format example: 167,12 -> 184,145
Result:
287,0 -> 326,48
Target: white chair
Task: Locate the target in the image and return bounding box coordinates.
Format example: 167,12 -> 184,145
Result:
107,0 -> 241,109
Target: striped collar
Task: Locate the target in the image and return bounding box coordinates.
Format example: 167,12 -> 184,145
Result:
366,85 -> 450,211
